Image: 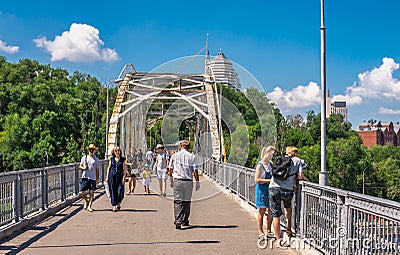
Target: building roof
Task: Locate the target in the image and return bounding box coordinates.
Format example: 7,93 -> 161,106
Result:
357,127 -> 380,132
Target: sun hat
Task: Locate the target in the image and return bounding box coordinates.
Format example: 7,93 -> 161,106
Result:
86,144 -> 99,151
156,144 -> 164,149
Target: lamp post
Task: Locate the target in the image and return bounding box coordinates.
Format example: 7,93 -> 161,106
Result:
44,150 -> 49,166
105,81 -> 110,159
319,0 -> 328,186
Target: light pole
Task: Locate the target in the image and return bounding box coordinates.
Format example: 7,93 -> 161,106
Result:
44,150 -> 49,166
105,81 -> 110,159
319,0 -> 328,186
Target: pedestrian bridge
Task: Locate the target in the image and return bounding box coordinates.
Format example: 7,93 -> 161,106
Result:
0,158 -> 399,255
1,65 -> 400,254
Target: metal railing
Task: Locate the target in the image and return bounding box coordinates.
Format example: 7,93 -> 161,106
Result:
0,160 -> 108,232
199,157 -> 400,255
300,182 -> 400,255
2,156 -> 399,255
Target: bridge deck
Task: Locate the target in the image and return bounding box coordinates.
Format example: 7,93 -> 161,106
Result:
0,177 -> 295,255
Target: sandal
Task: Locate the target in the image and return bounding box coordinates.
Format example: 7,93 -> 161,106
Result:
258,234 -> 265,240
286,230 -> 293,237
266,231 -> 275,238
274,240 -> 288,249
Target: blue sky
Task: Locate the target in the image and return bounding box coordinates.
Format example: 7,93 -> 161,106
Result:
1,0 -> 399,127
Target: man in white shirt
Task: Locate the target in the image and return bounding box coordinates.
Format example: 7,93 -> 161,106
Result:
145,148 -> 153,164
79,144 -> 100,212
168,140 -> 200,229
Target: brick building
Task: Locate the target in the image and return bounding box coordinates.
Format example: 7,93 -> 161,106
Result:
357,121 -> 400,147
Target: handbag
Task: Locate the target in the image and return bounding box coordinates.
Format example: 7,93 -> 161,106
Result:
103,181 -> 111,198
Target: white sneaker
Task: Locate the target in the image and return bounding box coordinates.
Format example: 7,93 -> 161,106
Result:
87,206 -> 94,212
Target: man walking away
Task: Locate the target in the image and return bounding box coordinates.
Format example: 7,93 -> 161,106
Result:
168,140 -> 200,229
79,144 -> 100,212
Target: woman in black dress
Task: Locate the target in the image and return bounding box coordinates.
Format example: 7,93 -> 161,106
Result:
105,147 -> 127,212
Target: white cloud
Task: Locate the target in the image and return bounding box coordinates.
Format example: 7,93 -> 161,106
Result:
0,40 -> 19,54
267,81 -> 321,113
332,93 -> 362,106
377,107 -> 400,115
344,58 -> 400,101
33,23 -> 119,63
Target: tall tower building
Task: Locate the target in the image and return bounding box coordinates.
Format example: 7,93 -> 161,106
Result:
326,90 -> 349,122
207,50 -> 242,91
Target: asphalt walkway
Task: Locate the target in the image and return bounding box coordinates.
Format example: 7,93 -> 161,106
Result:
0,175 -> 297,255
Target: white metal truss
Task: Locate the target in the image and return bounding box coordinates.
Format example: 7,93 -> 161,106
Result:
107,69 -> 222,161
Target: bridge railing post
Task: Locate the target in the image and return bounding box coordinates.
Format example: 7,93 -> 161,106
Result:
244,168 -> 248,201
41,169 -> 48,210
13,173 -> 22,223
61,166 -> 66,202
236,166 -> 240,196
75,163 -> 80,196
338,192 -> 348,255
294,182 -> 302,234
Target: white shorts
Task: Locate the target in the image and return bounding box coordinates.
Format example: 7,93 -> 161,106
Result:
142,178 -> 151,186
156,169 -> 168,180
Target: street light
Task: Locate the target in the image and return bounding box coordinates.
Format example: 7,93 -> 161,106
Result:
44,150 -> 49,166
105,81 -> 110,159
319,0 -> 328,186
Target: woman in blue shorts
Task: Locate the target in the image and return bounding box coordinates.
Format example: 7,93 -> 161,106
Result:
255,145 -> 276,240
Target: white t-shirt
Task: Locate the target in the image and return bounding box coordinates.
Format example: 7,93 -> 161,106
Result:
169,149 -> 198,180
80,155 -> 100,181
156,152 -> 169,170
145,151 -> 153,161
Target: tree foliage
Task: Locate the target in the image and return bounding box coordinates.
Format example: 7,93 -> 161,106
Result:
0,58 -> 116,171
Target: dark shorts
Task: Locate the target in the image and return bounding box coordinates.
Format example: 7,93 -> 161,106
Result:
269,187 -> 294,218
127,173 -> 137,178
126,166 -> 137,178
80,178 -> 96,192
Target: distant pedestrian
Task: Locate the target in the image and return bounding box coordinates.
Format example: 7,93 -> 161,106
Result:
153,144 -> 169,196
145,148 -> 154,172
255,146 -> 276,240
137,149 -> 144,172
168,140 -> 200,229
126,147 -> 137,195
105,146 -> 127,212
79,144 -> 100,212
268,146 -> 309,248
142,164 -> 152,194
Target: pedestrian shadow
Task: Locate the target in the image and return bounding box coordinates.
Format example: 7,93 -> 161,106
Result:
92,209 -> 158,213
129,193 -> 159,196
120,209 -> 158,212
28,240 -> 221,249
181,225 -> 239,230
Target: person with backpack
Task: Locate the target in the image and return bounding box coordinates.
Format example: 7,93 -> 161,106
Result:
255,146 -> 276,241
153,144 -> 170,196
269,146 -> 309,249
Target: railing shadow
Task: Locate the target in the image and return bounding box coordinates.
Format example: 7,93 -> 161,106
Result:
1,204 -> 82,255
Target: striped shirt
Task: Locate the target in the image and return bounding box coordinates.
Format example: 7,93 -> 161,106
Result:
168,149 -> 198,180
